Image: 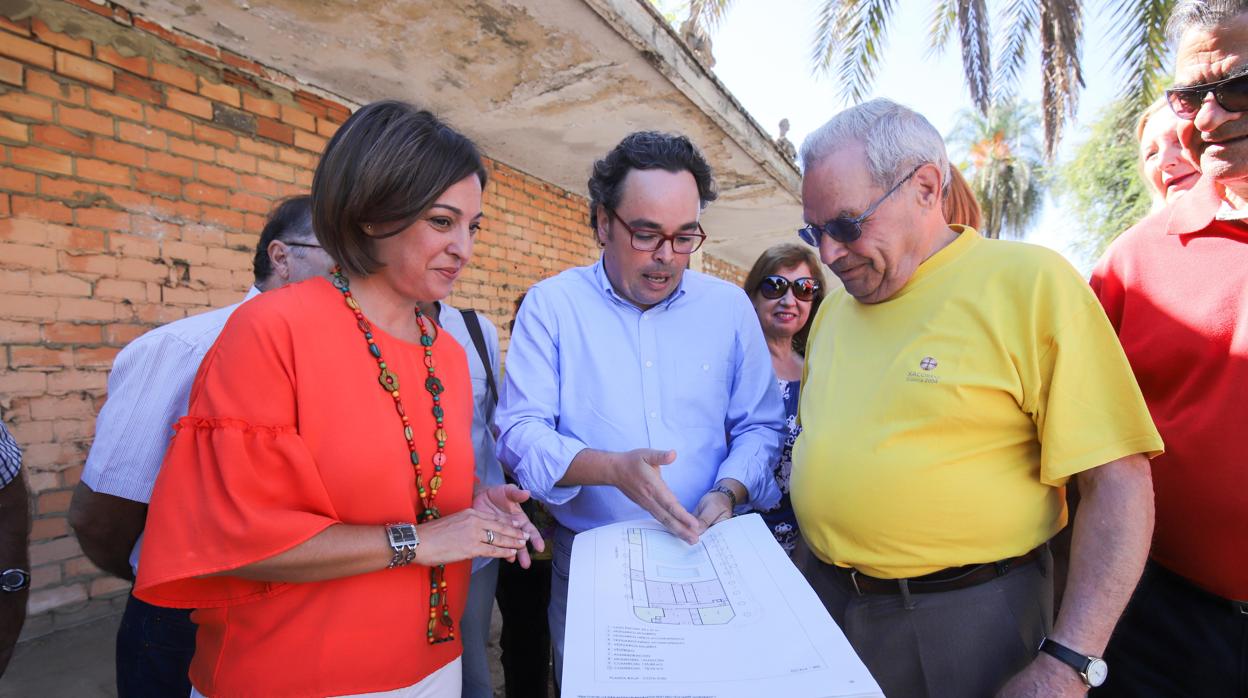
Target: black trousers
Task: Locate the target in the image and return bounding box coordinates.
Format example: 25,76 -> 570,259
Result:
495,555 -> 553,698
1096,560 -> 1248,697
116,593 -> 196,698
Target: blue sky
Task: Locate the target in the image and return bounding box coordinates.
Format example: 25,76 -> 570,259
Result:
659,1 -> 1169,271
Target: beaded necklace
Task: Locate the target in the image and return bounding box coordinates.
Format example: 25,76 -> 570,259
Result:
330,267 -> 455,645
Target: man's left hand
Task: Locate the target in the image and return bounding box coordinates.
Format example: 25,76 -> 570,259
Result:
996,653 -> 1087,698
693,480 -> 743,533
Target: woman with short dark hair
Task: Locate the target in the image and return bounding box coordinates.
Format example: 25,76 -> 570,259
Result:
136,100 -> 541,698
743,243 -> 825,553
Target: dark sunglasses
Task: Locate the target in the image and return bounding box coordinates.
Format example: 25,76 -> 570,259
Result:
757,275 -> 821,301
797,164 -> 923,247
1166,70 -> 1248,119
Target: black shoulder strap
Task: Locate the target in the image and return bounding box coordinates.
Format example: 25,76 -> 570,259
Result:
459,309 -> 498,405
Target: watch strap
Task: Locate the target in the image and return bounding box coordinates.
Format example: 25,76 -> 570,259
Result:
710,484 -> 738,508
1039,637 -> 1095,685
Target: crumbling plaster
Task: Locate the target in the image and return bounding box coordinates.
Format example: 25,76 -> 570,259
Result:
21,0 -> 807,268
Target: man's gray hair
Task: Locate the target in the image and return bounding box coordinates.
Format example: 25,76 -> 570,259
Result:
799,98 -> 951,194
1167,0 -> 1248,42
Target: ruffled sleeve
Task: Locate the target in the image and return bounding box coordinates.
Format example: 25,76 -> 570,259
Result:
134,293 -> 339,608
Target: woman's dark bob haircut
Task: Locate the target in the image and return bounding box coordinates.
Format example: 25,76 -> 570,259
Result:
311,100 -> 487,276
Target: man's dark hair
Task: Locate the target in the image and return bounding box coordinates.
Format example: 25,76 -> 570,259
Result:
253,195 -> 313,284
311,100 -> 487,276
587,131 -> 718,232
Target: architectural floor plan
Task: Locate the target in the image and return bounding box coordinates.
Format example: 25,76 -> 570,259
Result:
628,526 -> 737,625
563,514 -> 883,698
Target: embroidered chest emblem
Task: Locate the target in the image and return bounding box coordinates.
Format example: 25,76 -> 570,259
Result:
906,355 -> 941,384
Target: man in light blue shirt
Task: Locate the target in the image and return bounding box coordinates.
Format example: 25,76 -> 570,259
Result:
496,131 -> 785,681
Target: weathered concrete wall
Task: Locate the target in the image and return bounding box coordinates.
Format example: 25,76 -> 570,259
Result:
0,0 -> 746,639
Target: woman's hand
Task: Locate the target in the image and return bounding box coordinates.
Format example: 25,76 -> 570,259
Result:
413,507 -> 530,568
472,484 -> 546,568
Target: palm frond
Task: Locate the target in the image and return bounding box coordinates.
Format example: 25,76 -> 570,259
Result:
957,0 -> 993,113
1105,0 -> 1175,114
927,0 -> 958,58
812,0 -> 899,106
688,0 -> 737,31
993,0 -> 1041,103
1038,0 -> 1084,158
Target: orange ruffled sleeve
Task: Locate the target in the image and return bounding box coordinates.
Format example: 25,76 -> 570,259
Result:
134,295 -> 338,608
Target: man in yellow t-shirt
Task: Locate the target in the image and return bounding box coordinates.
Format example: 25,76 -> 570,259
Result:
792,99 -> 1162,698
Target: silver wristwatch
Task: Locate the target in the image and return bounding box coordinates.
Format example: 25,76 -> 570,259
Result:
1,568 -> 30,593
1039,637 -> 1108,688
385,523 -> 420,568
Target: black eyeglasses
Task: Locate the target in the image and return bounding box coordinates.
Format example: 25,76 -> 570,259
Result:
757,275 -> 820,301
1166,70 -> 1248,119
797,164 -> 923,247
607,208 -> 706,254
284,241 -> 323,250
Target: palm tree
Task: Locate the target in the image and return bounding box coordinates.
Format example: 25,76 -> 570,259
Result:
1057,96 -> 1152,259
948,100 -> 1046,238
676,0 -> 1175,158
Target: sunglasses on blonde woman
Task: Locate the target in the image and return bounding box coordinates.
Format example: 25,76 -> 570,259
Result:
757,275 -> 821,301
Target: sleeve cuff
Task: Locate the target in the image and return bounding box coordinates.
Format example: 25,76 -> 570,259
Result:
717,454 -> 780,512
512,434 -> 588,506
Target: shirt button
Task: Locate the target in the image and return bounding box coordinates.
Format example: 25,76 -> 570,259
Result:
702,364 -> 709,371
641,315 -> 649,321
645,361 -> 653,368
649,412 -> 657,419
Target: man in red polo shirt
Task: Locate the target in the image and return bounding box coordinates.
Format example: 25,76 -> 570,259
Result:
1090,1 -> 1248,694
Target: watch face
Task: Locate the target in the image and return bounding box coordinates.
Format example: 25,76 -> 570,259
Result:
1086,658 -> 1108,687
1,569 -> 28,592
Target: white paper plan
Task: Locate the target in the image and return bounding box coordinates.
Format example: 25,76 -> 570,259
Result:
562,513 -> 883,698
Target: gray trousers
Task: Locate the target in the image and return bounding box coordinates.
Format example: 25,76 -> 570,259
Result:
460,559 -> 500,698
798,541 -> 1054,698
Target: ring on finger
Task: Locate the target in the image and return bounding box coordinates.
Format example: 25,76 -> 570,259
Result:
485,529 -> 495,545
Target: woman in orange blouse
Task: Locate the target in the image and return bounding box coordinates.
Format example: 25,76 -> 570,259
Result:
135,101 -> 542,698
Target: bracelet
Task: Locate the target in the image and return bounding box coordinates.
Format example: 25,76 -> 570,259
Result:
385,523 -> 420,568
709,484 -> 739,509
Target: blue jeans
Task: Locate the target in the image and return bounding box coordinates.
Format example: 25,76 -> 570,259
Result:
460,560 -> 500,698
115,593 -> 196,698
548,525 -> 575,691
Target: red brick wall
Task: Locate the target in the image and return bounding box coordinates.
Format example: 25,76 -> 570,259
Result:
701,252 -> 747,288
0,0 -> 745,637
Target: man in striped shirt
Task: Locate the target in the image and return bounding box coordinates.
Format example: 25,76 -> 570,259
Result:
68,196 -> 332,698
